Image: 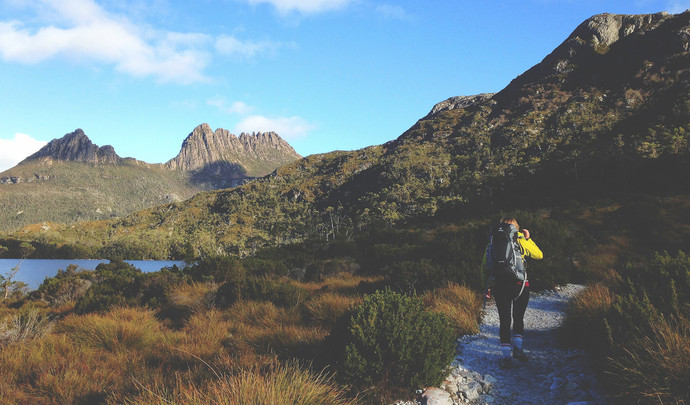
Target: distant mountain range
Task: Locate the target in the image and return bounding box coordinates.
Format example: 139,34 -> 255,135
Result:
0,125 -> 300,231
3,10 -> 689,259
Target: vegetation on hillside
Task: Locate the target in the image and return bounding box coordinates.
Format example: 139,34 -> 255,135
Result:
0,11 -> 688,404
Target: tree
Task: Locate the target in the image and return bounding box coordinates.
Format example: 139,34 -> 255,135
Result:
2,242 -> 35,300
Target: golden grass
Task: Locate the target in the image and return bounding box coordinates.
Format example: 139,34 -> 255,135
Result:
0,333 -> 122,404
57,306 -> 164,352
423,282 -> 482,336
607,317 -> 690,402
167,281 -> 218,313
304,292 -> 361,327
0,308 -> 54,345
123,360 -> 356,405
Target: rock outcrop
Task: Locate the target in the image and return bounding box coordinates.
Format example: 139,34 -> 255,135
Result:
21,129 -> 120,165
166,123 -> 301,189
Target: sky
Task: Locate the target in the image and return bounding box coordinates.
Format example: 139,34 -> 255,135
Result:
0,0 -> 688,172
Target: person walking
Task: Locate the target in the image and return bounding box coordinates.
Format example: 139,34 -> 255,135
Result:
482,217 -> 543,368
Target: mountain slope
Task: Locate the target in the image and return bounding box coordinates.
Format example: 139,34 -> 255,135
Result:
5,10 -> 689,258
0,127 -> 301,232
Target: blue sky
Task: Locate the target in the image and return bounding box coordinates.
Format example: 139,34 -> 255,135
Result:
1,0 -> 688,172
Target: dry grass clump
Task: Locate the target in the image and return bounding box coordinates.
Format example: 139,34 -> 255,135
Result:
305,292 -> 361,327
423,282 -> 482,336
0,333 -> 121,403
607,317 -> 690,402
57,306 -> 164,352
167,281 -> 218,312
559,283 -> 613,354
0,308 -> 54,345
123,360 -> 356,405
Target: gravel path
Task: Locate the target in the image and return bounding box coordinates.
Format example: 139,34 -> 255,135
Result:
450,284 -> 611,405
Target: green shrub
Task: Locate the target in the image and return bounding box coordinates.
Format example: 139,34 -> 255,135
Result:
74,259 -> 145,314
339,289 -> 455,391
33,264 -> 93,306
216,277 -> 306,308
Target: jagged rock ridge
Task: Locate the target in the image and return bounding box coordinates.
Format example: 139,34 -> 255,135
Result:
22,129 -> 120,165
165,123 -> 302,189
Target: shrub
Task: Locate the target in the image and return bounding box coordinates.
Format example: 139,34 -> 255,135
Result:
33,264 -> 93,307
216,277 -> 306,308
74,259 -> 145,314
338,289 -> 456,392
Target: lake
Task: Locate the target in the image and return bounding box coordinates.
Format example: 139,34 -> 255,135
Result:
0,259 -> 188,290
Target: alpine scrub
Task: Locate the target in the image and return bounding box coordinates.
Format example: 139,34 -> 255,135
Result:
340,289 -> 456,393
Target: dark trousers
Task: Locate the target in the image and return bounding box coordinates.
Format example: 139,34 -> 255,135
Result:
493,282 -> 530,344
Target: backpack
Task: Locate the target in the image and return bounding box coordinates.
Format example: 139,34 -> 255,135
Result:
485,222 -> 526,283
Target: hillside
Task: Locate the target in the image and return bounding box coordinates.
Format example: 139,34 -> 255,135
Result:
0,126 -> 301,232
3,10 -> 689,259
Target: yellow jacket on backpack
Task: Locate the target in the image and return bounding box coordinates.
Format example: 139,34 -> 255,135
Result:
481,232 -> 543,289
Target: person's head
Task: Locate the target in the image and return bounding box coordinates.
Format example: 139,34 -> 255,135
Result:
500,217 -> 519,230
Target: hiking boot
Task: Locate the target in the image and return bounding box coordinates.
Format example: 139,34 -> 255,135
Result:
512,347 -> 528,362
499,357 -> 512,369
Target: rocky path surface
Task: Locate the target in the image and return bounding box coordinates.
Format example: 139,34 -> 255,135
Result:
413,284 -> 612,405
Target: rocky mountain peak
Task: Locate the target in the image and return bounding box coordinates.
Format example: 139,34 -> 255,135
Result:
166,124 -> 301,188
495,10 -> 689,100
21,129 -> 120,165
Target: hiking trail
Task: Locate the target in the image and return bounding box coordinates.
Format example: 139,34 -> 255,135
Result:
410,284 -> 612,405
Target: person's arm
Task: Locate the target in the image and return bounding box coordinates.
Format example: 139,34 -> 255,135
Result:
518,230 -> 543,260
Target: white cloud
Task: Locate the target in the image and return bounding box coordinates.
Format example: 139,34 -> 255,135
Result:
235,115 -> 315,139
0,0 -> 214,84
375,4 -> 412,21
242,0 -> 354,14
0,133 -> 47,172
207,97 -> 255,115
215,35 -> 283,59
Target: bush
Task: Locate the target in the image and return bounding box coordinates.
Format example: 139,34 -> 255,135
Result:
74,259 -> 145,314
216,277 -> 306,308
34,264 -> 93,307
339,289 -> 456,392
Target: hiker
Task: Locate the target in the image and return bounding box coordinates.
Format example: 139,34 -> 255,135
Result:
482,217 -> 543,368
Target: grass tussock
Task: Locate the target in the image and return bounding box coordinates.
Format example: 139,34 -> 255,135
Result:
559,283 -> 614,355
606,317 -> 690,402
0,308 -> 54,345
57,306 -> 164,352
423,282 -> 482,336
305,292 -> 361,327
124,361 -> 356,405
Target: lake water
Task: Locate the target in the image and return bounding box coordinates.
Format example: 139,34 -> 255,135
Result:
0,259 -> 188,290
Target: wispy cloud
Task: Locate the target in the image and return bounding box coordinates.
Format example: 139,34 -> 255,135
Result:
0,0 -> 212,84
375,4 -> 413,21
0,0 -> 287,84
215,35 -> 285,59
207,97 -> 255,115
242,0 -> 354,15
0,133 -> 47,172
235,115 -> 315,139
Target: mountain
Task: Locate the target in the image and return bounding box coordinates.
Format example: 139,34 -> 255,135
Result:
4,11 -> 689,259
20,129 -> 121,165
0,126 -> 301,232
165,123 -> 301,189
